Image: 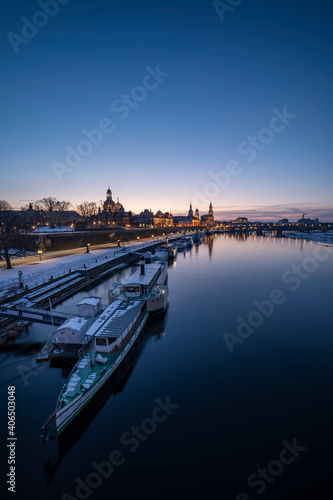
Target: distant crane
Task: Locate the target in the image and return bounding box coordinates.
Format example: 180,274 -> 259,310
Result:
301,212 -> 307,219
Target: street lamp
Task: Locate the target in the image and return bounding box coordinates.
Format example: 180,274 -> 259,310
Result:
37,249 -> 43,261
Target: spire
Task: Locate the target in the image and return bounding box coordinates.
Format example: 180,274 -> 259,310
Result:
208,202 -> 214,221
188,200 -> 193,219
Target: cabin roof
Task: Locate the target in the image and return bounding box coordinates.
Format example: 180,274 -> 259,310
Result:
76,297 -> 101,306
85,300 -> 143,339
57,317 -> 88,333
95,301 -> 143,338
85,300 -> 122,337
123,263 -> 161,287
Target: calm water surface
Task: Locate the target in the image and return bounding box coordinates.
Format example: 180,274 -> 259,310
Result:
1,235 -> 332,500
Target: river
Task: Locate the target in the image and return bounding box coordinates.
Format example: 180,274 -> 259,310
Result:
1,234 -> 332,500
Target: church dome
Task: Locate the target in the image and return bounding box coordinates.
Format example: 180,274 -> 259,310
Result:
114,202 -> 123,211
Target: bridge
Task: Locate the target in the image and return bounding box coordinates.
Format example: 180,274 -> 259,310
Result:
0,304 -> 71,326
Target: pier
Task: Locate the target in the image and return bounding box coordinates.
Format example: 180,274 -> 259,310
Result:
0,237 -> 182,338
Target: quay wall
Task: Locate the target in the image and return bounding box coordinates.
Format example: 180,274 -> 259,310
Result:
28,227 -> 189,252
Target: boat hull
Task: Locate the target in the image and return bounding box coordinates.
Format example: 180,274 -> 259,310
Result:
55,312 -> 148,434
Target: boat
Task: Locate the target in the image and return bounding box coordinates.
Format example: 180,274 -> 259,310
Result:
36,297 -> 103,363
205,230 -> 213,236
52,299 -> 149,434
42,257 -> 169,435
108,256 -> 168,314
152,249 -> 168,261
142,251 -> 152,263
185,236 -> 193,247
159,243 -> 177,258
192,232 -> 202,244
176,236 -> 193,249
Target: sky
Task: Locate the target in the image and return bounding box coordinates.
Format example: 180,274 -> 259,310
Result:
1,0 -> 332,221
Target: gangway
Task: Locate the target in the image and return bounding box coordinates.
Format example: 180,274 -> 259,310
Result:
0,304 -> 70,326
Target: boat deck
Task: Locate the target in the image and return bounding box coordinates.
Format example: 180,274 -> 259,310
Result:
59,352 -> 111,402
110,284 -> 168,302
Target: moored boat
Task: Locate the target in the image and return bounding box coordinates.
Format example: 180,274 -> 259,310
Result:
193,232 -> 202,244
53,299 -> 148,434
109,256 -> 168,314
42,257 -> 169,435
160,243 -> 177,258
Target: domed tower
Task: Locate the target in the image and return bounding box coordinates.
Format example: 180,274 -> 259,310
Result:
103,186 -> 115,213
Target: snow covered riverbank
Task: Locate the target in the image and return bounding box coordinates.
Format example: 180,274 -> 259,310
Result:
0,240 -> 162,291
283,231 -> 333,245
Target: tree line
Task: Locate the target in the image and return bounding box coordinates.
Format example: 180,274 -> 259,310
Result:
0,197 -> 104,269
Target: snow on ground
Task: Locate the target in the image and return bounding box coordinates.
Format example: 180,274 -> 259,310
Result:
0,240 -> 161,291
283,231 -> 333,245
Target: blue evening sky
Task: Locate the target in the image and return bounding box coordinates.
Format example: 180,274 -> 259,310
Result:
1,0 -> 332,220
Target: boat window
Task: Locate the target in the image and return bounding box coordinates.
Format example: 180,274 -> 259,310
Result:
126,286 -> 140,293
95,338 -> 107,346
108,337 -> 117,345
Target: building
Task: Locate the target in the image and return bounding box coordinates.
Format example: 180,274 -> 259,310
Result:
194,208 -> 200,225
97,187 -> 131,227
277,219 -> 289,226
131,209 -> 154,228
173,216 -> 192,227
231,217 -> 248,224
153,211 -> 173,227
201,202 -> 214,226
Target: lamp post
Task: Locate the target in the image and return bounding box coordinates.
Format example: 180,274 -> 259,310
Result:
37,249 -> 43,261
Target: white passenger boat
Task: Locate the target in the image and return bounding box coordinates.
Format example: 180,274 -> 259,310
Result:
108,256 -> 168,314
42,256 -> 169,435
52,299 -> 148,434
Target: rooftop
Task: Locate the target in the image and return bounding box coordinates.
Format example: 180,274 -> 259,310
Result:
122,263 -> 162,287
76,297 -> 101,306
57,317 -> 88,332
85,300 -> 143,338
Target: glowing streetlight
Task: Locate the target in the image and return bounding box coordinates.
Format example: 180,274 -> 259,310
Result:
37,249 -> 43,261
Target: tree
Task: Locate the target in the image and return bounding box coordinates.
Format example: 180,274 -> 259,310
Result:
55,200 -> 72,212
36,197 -> 58,212
0,201 -> 28,269
76,201 -> 98,218
80,233 -> 91,253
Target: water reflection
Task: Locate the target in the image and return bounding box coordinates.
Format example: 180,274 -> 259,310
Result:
205,235 -> 214,257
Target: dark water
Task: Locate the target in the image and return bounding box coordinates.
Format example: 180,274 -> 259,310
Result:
1,235 -> 333,500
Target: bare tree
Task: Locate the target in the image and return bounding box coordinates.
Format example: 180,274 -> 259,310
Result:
0,200 -> 12,211
77,201 -> 97,218
0,201 -> 28,269
80,233 -> 91,253
36,197 -> 58,212
55,200 -> 72,211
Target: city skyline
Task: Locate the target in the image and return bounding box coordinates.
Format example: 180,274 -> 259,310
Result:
1,0 -> 332,220
10,189 -> 333,223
